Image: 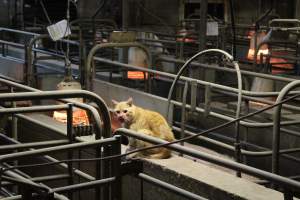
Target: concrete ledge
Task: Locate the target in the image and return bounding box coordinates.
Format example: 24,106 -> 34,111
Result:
124,155 -> 284,200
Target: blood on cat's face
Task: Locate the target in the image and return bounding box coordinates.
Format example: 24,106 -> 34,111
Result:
112,98 -> 135,124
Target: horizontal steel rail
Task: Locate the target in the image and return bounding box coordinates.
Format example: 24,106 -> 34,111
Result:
0,140 -> 69,152
0,134 -> 95,182
0,137 -> 117,162
0,78 -> 111,139
52,177 -> 116,193
93,57 -> 299,97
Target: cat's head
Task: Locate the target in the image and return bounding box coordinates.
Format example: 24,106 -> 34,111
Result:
112,97 -> 136,124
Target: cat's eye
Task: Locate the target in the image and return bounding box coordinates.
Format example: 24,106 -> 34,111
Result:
116,110 -> 120,114
123,110 -> 128,113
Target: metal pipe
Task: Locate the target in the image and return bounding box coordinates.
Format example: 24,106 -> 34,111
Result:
52,177 -> 115,193
0,104 -> 69,114
116,128 -> 300,191
66,103 -> 74,200
166,49 -> 237,122
171,100 -> 300,128
0,134 -> 95,182
272,80 -> 300,175
94,56 -> 297,98
86,42 -> 152,91
26,34 -> 79,86
157,55 -> 296,83
30,174 -> 70,182
0,79 -> 111,139
1,167 -> 68,200
138,173 -> 208,200
180,81 -> 188,148
172,126 -> 300,157
0,137 -> 117,162
0,140 -> 69,151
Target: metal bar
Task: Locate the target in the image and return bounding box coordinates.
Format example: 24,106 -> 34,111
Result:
171,100 -> 300,128
190,80 -> 197,112
66,103 -> 74,200
0,140 -> 69,151
52,177 -> 115,193
94,56 -> 294,98
213,89 -> 300,112
0,81 -> 111,139
180,82 -> 188,149
116,128 -> 300,191
0,137 -> 118,162
86,42 -> 152,91
166,50 -> 243,131
10,87 -> 18,142
138,173 -> 207,200
272,80 -> 300,175
0,40 -> 25,48
1,167 -> 68,200
111,136 -> 122,200
172,126 -> 300,157
30,174 -> 70,182
157,55 -> 297,83
0,104 -> 69,114
204,84 -> 211,116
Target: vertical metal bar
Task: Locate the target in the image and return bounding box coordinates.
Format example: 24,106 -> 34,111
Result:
96,137 -> 102,199
10,86 -> 18,194
180,82 -> 189,150
67,103 -> 74,200
190,80 -> 197,112
272,81 -> 300,183
10,87 -> 18,141
111,136 -> 122,200
204,84 -> 211,117
234,119 -> 242,177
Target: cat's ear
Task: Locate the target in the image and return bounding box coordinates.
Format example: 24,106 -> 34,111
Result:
112,99 -> 119,106
127,97 -> 133,106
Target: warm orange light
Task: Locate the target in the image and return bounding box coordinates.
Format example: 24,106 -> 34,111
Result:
53,109 -> 89,126
247,31 -> 294,74
127,71 -> 148,80
247,48 -> 269,62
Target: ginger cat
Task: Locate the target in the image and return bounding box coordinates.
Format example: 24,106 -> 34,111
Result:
112,97 -> 175,159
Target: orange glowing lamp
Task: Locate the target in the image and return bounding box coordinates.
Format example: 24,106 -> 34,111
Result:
53,109 -> 89,126
247,31 -> 269,62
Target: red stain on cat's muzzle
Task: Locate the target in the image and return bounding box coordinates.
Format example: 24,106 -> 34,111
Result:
118,117 -> 125,123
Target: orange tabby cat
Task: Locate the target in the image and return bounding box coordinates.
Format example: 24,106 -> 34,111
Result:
112,97 -> 175,159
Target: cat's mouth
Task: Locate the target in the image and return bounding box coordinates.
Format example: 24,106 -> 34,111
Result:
118,117 -> 125,123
